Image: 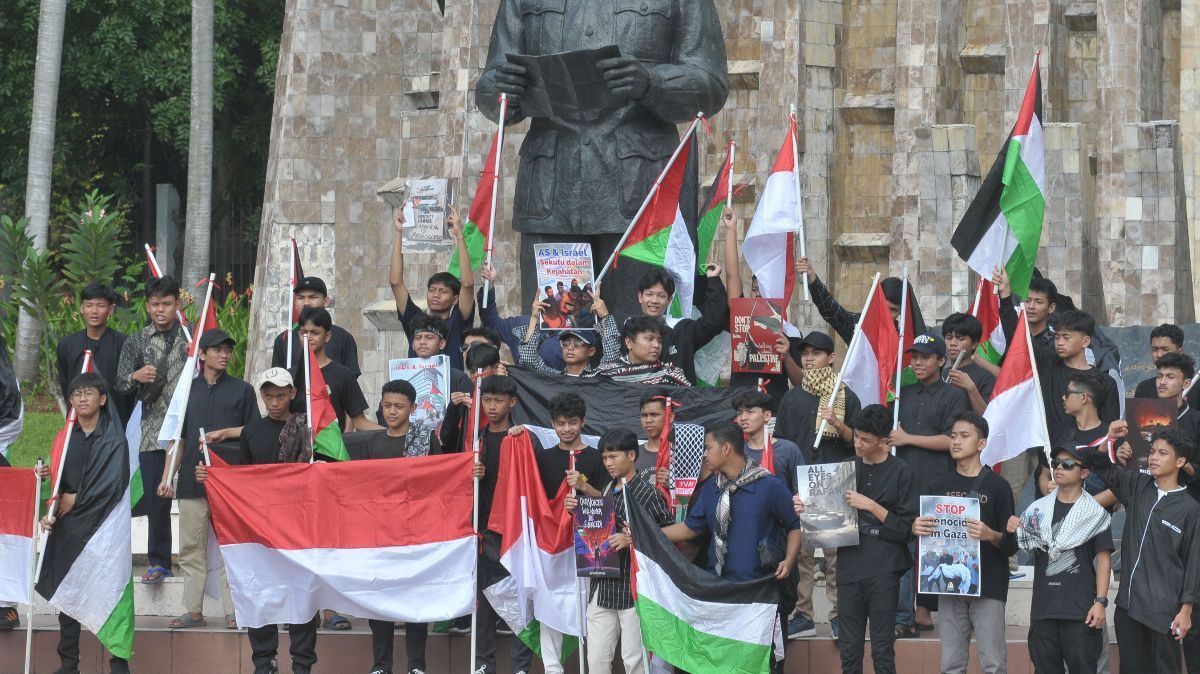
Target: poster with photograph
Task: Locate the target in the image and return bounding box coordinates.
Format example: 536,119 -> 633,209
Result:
1125,398 -> 1177,472
730,298 -> 786,375
387,355 -> 450,427
574,495 -> 620,578
402,178 -> 450,250
533,243 -> 596,330
796,463 -> 859,550
918,495 -> 982,597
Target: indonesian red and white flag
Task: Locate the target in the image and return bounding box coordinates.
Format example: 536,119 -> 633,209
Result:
205,453 -> 476,628
981,305 -> 1049,465
0,467 -> 38,604
486,430 -> 582,639
743,118 -> 800,306
840,278 -> 900,406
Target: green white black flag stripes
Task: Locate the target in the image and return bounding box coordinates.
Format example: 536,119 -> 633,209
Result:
627,493 -> 778,674
952,56 -> 1045,298
35,407 -> 137,660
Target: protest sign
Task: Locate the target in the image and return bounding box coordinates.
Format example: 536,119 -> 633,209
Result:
574,495 -> 620,578
402,179 -> 450,250
387,355 -> 451,426
669,423 -> 706,505
1124,398 -> 1177,472
534,243 -> 596,330
918,495 -> 981,597
730,298 -> 786,375
796,462 -> 859,550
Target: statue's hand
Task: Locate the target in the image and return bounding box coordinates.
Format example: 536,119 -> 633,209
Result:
495,61 -> 528,110
597,57 -> 651,100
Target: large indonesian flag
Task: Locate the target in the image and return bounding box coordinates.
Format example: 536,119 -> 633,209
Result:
743,118 -> 800,307
952,57 -> 1045,298
486,430 -> 582,640
981,305 -> 1049,465
628,484 -> 778,674
206,453 -> 476,628
841,279 -> 901,406
0,467 -> 37,604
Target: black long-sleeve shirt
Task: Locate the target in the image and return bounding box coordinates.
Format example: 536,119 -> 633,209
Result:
57,328 -> 128,420
657,277 -> 730,384
837,455 -> 918,584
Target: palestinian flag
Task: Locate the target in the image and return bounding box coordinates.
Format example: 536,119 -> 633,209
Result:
0,467 -> 38,604
450,129 -> 501,276
289,238 -> 304,327
619,127 -> 700,319
841,277 -> 901,406
36,407 -> 135,660
981,305 -> 1049,465
970,277 -> 1007,365
697,142 -> 735,273
305,337 -> 349,461
206,453 -> 476,627
952,57 -> 1045,298
627,489 -> 778,674
743,118 -> 800,307
156,282 -> 219,448
485,430 -> 582,645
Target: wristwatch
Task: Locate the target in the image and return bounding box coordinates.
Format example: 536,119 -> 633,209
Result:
1094,597 -> 1109,607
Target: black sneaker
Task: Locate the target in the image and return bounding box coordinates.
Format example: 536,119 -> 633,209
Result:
253,659 -> 278,674
0,607 -> 18,630
786,614 -> 816,640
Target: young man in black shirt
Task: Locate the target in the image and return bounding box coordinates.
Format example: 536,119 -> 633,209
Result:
1010,445 -> 1114,673
198,367 -> 320,674
794,404 -> 916,673
390,207 -> 476,371
1147,352 -> 1200,446
362,379 -> 440,674
941,313 -> 997,414
912,412 -> 1017,674
1133,324 -> 1200,408
1048,372 -> 1119,509
1085,427 -> 1200,674
56,282 -> 129,420
625,268 -> 728,385
536,393 -> 607,501
471,375 -> 536,674
291,307 -> 379,433
158,329 -> 259,630
271,275 -> 361,375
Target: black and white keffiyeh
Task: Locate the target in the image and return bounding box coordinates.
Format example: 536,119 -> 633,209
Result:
1017,491 -> 1110,574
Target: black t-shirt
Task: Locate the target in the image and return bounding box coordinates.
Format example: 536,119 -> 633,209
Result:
1135,375 -> 1200,411
1047,422 -> 1112,498
479,428 -> 544,530
273,324 -> 361,376
1030,498 -> 1115,621
361,428 -> 442,459
290,360 -> 369,429
399,297 -> 475,371
237,417 -> 288,465
925,469 -> 1018,602
535,445 -> 609,500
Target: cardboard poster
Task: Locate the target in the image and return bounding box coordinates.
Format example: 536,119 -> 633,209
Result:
730,298 -> 786,375
387,355 -> 451,427
402,178 -> 450,249
918,495 -> 982,597
1125,398 -> 1178,472
574,495 -> 620,578
669,423 -> 706,504
796,463 -> 859,550
533,243 -> 596,330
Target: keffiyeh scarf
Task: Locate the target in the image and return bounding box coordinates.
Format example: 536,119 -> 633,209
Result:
800,366 -> 846,439
1017,490 -> 1110,572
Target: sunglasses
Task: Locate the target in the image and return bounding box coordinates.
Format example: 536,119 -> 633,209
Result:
1050,459 -> 1082,470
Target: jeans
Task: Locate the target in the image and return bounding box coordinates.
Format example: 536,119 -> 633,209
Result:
1028,617 -> 1103,673
57,613 -> 129,673
139,449 -> 173,569
938,595 -> 1007,674
247,615 -> 319,670
837,572 -> 900,674
368,620 -> 428,672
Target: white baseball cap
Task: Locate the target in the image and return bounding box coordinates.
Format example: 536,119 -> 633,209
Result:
258,367 -> 294,388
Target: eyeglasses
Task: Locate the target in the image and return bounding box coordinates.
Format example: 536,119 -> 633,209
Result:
70,390 -> 101,401
1050,459 -> 1082,470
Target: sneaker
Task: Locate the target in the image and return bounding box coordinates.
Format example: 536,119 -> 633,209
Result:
472,667 -> 489,674
253,666 -> 278,674
293,667 -> 311,674
830,618 -> 840,640
0,607 -> 18,630
895,623 -> 918,639
786,614 -> 816,640
369,670 -> 392,674
1009,571 -> 1026,580
406,669 -> 425,674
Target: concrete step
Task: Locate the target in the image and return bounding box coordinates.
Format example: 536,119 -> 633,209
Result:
0,619 -> 1123,674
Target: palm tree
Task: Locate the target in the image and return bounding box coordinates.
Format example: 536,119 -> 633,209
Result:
16,0 -> 68,380
182,0 -> 213,288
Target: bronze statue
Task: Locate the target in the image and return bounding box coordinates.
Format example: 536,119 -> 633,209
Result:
476,0 -> 729,315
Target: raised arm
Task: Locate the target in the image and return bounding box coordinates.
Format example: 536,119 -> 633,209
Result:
389,209 -> 411,313
721,208 -> 743,300
448,208 -> 475,319
796,257 -> 858,345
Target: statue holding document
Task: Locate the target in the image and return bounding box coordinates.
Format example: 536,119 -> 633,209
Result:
476,0 -> 730,314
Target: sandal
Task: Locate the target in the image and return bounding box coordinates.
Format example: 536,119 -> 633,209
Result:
321,613 -> 352,630
141,566 -> 171,584
169,613 -> 207,629
895,623 -> 918,639
225,614 -> 238,629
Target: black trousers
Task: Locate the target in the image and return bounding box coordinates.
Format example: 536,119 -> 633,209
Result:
138,449 -> 173,569
57,613 -> 129,672
369,620 -> 429,671
771,577 -> 796,674
1185,626 -> 1200,674
247,615 -> 319,670
837,572 -> 900,674
1114,606 -> 1182,674
476,539 -> 534,674
1028,617 -> 1103,673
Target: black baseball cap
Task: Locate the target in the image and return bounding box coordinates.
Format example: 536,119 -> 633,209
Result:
558,329 -> 595,346
800,331 -> 835,353
198,329 -> 235,349
294,276 -> 328,296
907,332 -> 946,357
1051,445 -> 1086,462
